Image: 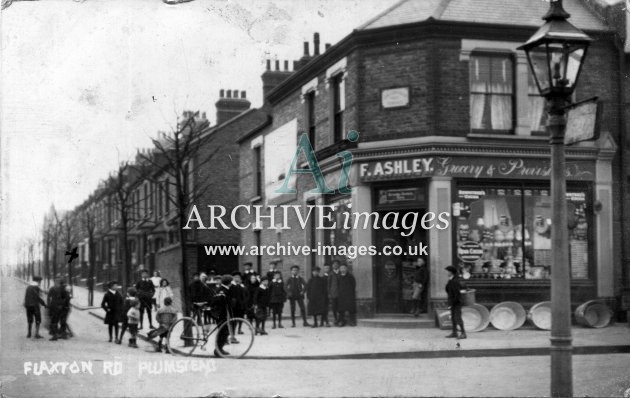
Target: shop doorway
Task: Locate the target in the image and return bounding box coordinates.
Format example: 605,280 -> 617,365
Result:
374,209 -> 427,313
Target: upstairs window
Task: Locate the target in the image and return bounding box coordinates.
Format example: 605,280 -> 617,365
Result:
305,91 -> 316,147
332,73 -> 345,142
254,145 -> 262,197
528,72 -> 547,134
470,54 -> 514,133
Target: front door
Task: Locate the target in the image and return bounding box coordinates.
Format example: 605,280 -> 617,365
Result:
375,209 -> 426,313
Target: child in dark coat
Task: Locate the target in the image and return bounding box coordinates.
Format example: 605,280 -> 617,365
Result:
246,274 -> 259,327
253,276 -> 271,335
306,267 -> 328,327
101,281 -> 124,342
269,271 -> 286,329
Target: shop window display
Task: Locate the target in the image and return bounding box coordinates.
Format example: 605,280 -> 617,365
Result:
454,185 -> 590,280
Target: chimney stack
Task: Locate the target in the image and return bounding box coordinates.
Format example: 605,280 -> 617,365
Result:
219,89 -> 225,98
262,58 -> 295,100
215,88 -> 251,125
313,32 -> 320,56
303,41 -> 310,57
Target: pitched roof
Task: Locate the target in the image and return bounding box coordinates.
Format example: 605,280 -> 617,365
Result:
359,0 -> 612,32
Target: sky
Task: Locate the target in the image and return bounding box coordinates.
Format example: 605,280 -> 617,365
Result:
0,0 -> 397,268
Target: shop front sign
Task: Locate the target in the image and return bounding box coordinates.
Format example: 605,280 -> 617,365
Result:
457,241 -> 484,263
359,156 -> 594,182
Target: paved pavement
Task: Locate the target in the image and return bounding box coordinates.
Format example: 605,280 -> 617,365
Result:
3,277 -> 630,397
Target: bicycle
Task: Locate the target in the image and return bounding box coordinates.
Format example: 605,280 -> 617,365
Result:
166,302 -> 255,359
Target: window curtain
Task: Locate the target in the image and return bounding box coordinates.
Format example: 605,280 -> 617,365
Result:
470,58 -> 486,129
490,58 -> 512,130
529,96 -> 546,132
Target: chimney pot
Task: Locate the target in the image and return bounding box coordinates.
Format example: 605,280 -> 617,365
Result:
284,60 -> 289,71
226,90 -> 232,98
241,90 -> 246,99
314,32 -> 320,56
266,59 -> 271,71
219,89 -> 225,98
325,43 -> 331,50
275,60 -> 280,71
233,89 -> 238,98
303,41 -> 310,56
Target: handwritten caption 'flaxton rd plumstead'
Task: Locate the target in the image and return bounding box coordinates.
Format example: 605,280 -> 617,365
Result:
23,359 -> 216,377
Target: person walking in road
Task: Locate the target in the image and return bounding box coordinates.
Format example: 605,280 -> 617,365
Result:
445,265 -> 466,339
337,264 -> 356,327
101,281 -> 124,343
229,272 -> 248,334
285,265 -> 310,327
269,271 -> 286,329
135,270 -> 156,329
306,267 -> 327,327
24,276 -> 46,339
47,278 -> 70,341
328,260 -> 341,325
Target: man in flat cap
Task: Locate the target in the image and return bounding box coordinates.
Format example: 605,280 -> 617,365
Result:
24,276 -> 46,339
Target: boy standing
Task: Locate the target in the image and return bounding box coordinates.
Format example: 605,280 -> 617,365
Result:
306,267 -> 327,327
117,288 -> 137,344
253,276 -> 271,335
285,265 -> 310,327
135,270 -> 156,329
126,299 -> 141,348
269,271 -> 286,329
24,276 -> 46,339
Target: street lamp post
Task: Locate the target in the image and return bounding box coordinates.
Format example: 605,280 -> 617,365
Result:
518,1 -> 592,396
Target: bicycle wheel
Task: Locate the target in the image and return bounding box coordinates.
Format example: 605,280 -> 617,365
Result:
215,317 -> 255,359
166,317 -> 202,356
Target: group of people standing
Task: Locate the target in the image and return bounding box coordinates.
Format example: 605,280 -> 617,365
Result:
23,276 -> 73,341
100,270 -> 177,352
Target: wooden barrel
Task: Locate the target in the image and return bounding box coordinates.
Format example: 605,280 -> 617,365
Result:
575,300 -> 613,328
490,302 -> 527,330
528,301 -> 551,330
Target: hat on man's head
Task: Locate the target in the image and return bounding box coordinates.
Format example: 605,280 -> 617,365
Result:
231,271 -> 242,277
108,281 -> 118,288
32,276 -> 42,282
445,266 -> 458,275
221,275 -> 233,285
260,276 -> 269,282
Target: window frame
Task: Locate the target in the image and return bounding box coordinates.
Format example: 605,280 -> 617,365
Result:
331,73 -> 345,143
469,52 -> 516,135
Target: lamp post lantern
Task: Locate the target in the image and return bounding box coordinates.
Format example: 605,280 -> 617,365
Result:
518,1 -> 592,396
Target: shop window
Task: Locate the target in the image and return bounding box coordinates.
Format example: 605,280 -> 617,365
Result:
323,196 -> 353,267
454,184 -> 591,280
528,72 -> 547,134
469,54 -> 514,133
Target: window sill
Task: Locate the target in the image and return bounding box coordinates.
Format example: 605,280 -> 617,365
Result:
249,195 -> 262,204
467,133 -> 548,141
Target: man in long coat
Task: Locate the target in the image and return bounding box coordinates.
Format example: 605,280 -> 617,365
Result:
336,264 -> 356,327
